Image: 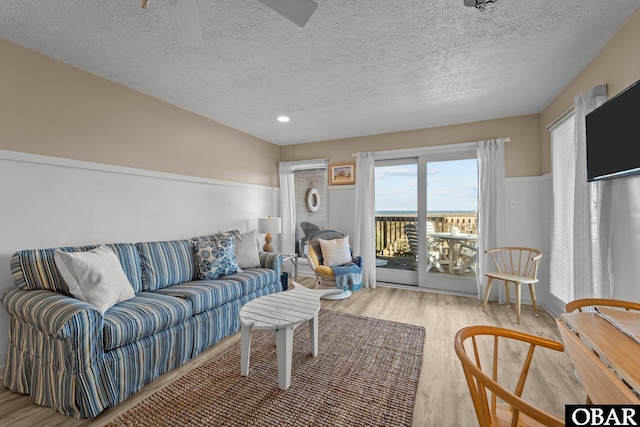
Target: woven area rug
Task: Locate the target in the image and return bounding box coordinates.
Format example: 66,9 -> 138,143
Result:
104,309 -> 425,427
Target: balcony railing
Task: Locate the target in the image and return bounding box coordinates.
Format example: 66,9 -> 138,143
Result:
375,214 -> 477,257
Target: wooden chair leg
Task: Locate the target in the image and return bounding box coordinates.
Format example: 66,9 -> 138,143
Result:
529,283 -> 539,317
515,283 -> 522,324
505,280 -> 511,308
482,277 -> 493,312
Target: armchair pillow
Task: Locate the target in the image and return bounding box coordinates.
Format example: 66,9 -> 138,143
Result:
54,245 -> 136,314
319,235 -> 352,267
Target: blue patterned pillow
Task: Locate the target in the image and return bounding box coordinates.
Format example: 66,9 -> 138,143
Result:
193,238 -> 241,280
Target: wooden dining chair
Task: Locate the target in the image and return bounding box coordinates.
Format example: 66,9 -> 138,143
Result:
454,325 -> 565,427
564,298 -> 640,314
482,247 -> 542,324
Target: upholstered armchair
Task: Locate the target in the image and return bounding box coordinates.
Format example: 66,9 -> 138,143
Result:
307,229 -> 362,300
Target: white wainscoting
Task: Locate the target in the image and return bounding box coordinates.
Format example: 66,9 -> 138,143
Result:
608,175 -> 640,303
327,184 -> 356,238
503,175 -> 551,307
0,150 -> 279,374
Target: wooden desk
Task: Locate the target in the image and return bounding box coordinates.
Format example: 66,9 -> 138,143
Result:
557,312 -> 640,404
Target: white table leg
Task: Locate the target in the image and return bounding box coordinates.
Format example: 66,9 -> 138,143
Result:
240,322 -> 252,376
309,312 -> 318,357
275,326 -> 293,390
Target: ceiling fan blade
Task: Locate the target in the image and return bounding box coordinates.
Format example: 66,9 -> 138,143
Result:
165,0 -> 203,47
256,0 -> 318,27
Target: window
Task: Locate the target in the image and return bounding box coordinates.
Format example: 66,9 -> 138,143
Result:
551,94 -> 608,304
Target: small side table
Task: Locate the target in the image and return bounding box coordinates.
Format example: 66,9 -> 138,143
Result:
280,253 -> 298,284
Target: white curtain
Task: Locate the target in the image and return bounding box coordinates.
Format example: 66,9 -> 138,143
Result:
569,85 -> 610,300
279,162 -> 296,257
476,138 -> 506,300
354,152 -> 376,288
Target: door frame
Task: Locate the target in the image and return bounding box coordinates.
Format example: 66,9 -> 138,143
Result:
374,143 -> 478,294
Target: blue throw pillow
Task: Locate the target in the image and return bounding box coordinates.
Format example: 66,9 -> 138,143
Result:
193,238 -> 241,280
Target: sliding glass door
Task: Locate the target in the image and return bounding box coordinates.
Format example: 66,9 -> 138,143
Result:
375,146 -> 478,294
422,157 -> 478,294
375,158 -> 418,285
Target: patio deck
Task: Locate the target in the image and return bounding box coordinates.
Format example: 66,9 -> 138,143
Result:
375,214 -> 477,278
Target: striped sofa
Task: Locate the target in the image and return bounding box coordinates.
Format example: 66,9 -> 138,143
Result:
1,234 -> 282,419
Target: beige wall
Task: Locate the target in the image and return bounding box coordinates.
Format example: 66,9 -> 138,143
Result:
0,39 -> 280,187
281,114 -> 542,178
540,9 -> 640,174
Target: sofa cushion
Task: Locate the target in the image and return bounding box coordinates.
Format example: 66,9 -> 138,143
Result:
155,279 -> 244,315
191,235 -> 211,243
54,245 -> 136,314
223,268 -> 279,296
136,239 -> 196,291
208,229 -> 241,241
193,238 -> 240,280
103,292 -> 193,351
10,243 -> 143,295
106,243 -> 144,293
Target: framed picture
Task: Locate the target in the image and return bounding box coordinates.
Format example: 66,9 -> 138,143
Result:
329,163 -> 356,185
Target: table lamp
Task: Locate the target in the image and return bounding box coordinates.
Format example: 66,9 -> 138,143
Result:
258,216 -> 282,252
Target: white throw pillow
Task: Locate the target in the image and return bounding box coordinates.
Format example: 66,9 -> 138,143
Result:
234,230 -> 260,269
319,236 -> 352,267
54,245 -> 136,314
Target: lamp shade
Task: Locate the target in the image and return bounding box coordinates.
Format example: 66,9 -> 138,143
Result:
258,217 -> 282,234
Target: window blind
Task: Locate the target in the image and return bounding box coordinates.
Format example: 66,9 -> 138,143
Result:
550,113 -> 575,302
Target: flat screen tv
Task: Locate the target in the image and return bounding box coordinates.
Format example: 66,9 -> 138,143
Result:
586,79 -> 640,182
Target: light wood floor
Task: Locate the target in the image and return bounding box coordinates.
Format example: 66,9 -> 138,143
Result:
0,278 -> 585,426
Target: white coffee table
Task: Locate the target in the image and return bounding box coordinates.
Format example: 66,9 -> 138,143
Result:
240,282 -> 342,389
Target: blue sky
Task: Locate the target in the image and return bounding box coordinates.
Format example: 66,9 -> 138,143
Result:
375,159 -> 478,212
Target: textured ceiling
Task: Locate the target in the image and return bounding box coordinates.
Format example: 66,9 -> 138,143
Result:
1,0 -> 638,145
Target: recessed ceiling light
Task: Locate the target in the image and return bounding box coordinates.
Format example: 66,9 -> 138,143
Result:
277,116 -> 290,123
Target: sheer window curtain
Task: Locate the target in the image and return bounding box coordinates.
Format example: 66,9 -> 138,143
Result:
476,138 -> 506,301
354,152 -> 376,288
279,162 -> 296,257
569,85 -> 610,300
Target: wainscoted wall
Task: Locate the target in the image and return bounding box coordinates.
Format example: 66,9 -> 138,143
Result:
0,150 -> 279,373
608,175 -> 640,303
504,175 -> 552,309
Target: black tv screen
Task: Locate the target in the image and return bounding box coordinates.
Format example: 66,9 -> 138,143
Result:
586,79 -> 640,182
